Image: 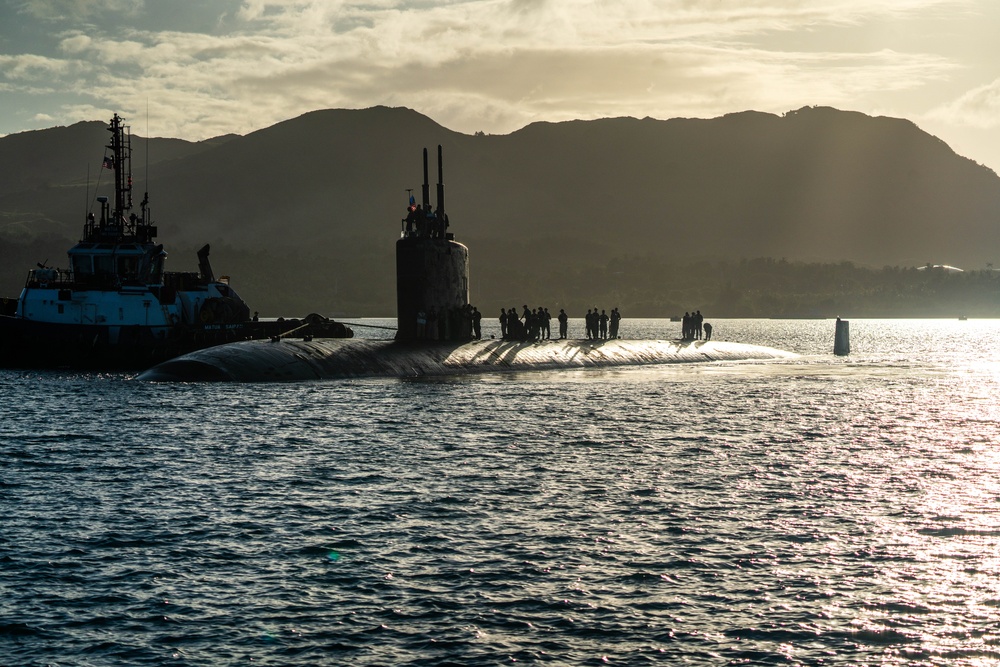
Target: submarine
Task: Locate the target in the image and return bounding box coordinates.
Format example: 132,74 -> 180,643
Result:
137,337 -> 796,382
139,147 -> 795,382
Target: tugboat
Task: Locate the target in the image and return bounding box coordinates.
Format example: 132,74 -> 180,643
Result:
0,113 -> 350,370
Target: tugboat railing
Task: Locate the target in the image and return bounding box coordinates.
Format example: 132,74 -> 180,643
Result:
25,268 -> 73,288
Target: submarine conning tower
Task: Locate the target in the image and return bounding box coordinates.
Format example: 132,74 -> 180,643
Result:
395,145 -> 470,341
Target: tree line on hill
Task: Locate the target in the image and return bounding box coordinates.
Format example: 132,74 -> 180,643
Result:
156,244 -> 1000,319
3,235 -> 995,319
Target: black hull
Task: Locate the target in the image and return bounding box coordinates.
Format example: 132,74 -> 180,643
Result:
138,338 -> 799,383
0,316 -> 352,371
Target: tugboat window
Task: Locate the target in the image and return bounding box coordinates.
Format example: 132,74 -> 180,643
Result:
72,256 -> 93,276
118,256 -> 138,280
94,255 -> 114,275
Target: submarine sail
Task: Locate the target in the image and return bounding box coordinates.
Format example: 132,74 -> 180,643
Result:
396,146 -> 470,342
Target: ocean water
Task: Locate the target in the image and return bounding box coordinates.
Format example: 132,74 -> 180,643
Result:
3,318 -> 1000,666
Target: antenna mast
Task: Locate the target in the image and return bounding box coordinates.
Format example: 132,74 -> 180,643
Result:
143,99 -> 150,226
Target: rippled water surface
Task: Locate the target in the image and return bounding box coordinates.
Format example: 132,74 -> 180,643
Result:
4,319 -> 1000,665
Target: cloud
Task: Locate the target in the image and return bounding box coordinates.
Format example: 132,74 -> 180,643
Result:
926,78 -> 1000,129
0,0 -> 976,140
0,53 -> 75,79
58,34 -> 92,54
15,0 -> 143,20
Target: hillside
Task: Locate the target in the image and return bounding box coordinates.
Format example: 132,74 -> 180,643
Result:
1,105 -> 998,316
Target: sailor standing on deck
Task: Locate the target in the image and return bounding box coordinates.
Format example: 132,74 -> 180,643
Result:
472,307 -> 482,340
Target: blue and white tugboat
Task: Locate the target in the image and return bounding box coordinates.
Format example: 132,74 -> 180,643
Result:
0,114 -> 349,369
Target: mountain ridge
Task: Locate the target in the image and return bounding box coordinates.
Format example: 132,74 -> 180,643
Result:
1,105 -> 998,316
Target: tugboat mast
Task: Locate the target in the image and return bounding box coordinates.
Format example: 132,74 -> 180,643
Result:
108,113 -> 131,224
87,114 -> 153,243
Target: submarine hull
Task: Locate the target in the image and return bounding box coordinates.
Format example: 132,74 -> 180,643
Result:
138,338 -> 797,382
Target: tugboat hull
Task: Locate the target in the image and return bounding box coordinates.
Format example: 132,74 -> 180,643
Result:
0,315 -> 352,370
0,316 -> 240,369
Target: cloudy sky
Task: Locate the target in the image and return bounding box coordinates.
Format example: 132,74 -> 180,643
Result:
2,0 -> 1000,170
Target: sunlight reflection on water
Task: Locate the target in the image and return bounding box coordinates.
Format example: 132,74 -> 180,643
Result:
4,319 -> 1000,664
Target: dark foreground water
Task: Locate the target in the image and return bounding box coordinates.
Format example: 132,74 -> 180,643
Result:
3,319 -> 1000,666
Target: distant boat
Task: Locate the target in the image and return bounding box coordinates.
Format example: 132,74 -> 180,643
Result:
959,315 -> 968,321
0,114 -> 350,370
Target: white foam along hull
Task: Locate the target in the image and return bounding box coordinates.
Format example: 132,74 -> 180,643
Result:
137,337 -> 798,382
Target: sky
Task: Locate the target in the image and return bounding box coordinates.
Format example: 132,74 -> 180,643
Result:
3,0 -> 1000,171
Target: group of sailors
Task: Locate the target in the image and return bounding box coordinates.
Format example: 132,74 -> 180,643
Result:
414,303 -> 716,342
500,306 -> 554,341
585,308 -> 621,340
403,201 -> 450,240
499,306 -> 622,341
681,310 -> 712,341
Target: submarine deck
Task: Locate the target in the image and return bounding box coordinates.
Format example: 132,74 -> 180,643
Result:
138,337 -> 798,382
